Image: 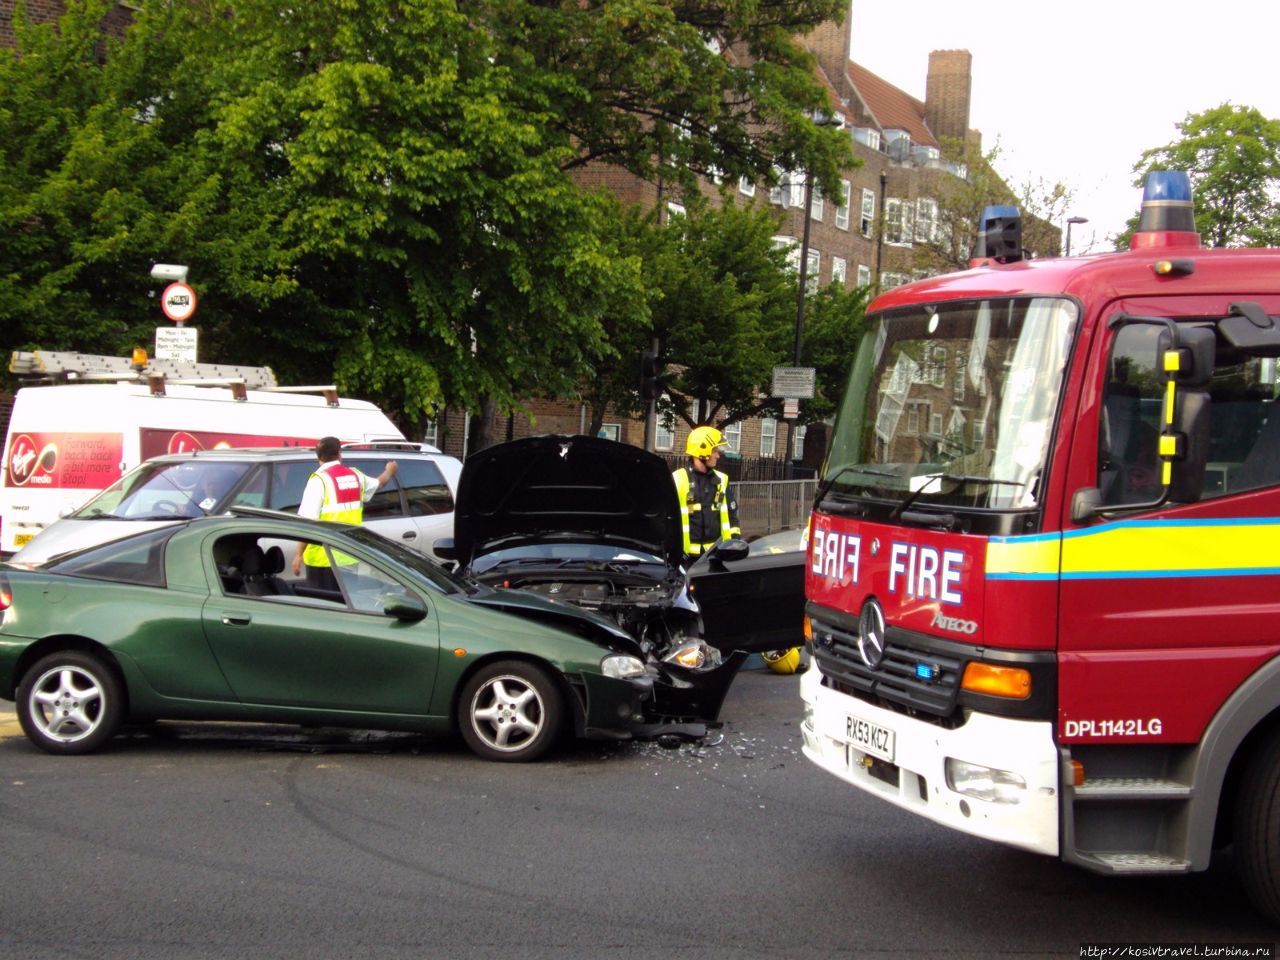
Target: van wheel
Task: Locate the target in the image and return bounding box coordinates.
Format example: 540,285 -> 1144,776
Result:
458,661 -> 562,762
16,651 -> 123,755
1234,728 -> 1280,923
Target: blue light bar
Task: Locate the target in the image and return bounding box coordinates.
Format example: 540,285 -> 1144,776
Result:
915,663 -> 936,681
1142,170 -> 1193,203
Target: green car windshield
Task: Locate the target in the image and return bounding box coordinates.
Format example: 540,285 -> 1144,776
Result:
822,297 -> 1078,511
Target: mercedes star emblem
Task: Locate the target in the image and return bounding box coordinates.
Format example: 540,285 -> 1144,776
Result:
857,598 -> 886,670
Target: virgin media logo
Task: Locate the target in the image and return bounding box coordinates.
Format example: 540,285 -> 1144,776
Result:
9,434 -> 57,486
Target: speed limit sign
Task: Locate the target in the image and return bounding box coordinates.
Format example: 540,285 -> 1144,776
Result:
161,282 -> 198,323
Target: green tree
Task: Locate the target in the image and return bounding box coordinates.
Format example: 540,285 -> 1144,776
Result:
1122,103 -> 1280,249
0,0 -> 853,451
650,196 -> 797,429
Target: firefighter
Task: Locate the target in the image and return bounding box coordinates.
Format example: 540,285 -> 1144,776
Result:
291,436 -> 398,589
672,425 -> 741,564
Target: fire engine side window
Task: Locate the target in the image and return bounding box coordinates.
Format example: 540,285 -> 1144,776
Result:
1099,326 -> 1163,507
1214,355 -> 1280,494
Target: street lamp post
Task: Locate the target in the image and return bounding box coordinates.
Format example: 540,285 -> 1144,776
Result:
1065,215 -> 1088,256
784,112 -> 841,476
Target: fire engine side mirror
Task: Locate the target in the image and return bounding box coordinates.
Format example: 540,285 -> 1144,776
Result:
1167,389 -> 1210,503
1160,325 -> 1215,388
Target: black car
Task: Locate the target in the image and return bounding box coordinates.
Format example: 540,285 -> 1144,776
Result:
435,435 -> 806,731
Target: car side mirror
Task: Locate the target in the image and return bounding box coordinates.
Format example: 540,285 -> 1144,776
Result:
707,538 -> 750,566
384,594 -> 428,622
433,538 -> 457,561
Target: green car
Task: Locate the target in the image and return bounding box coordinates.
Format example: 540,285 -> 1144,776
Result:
0,510 -> 658,761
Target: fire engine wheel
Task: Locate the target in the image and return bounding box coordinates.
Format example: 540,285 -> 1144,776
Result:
1234,727 -> 1280,923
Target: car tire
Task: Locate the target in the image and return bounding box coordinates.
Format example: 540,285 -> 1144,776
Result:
1235,727 -> 1280,924
17,651 -> 124,755
458,660 -> 563,762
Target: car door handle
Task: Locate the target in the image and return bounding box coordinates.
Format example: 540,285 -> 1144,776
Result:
401,531 -> 417,540
221,613 -> 252,626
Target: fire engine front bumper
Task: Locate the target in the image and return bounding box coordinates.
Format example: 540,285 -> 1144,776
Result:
799,665 -> 1061,857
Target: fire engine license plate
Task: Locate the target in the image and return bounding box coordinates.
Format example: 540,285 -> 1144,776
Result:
846,713 -> 895,763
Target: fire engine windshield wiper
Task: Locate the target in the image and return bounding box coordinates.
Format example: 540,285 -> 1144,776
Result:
888,474 -> 1025,523
815,464 -> 900,506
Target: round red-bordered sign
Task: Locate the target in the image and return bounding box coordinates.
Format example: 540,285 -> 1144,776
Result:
161,282 -> 198,323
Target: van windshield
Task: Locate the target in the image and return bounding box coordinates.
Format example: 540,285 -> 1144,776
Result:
72,461 -> 253,520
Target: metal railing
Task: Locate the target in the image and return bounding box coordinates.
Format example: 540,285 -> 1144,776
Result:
733,479 -> 817,538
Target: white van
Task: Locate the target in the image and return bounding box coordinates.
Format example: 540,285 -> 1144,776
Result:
1,381 -> 404,555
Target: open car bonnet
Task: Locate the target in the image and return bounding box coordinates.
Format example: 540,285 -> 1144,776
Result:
452,435 -> 684,570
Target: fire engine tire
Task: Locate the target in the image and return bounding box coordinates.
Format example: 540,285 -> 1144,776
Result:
1234,727 -> 1280,923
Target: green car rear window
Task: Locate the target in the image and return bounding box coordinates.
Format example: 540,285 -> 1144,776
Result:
45,527 -> 174,587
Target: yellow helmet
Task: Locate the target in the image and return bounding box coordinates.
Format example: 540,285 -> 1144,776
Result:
762,647 -> 802,675
686,426 -> 727,458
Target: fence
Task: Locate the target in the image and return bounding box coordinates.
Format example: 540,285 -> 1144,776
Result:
734,479 -> 817,538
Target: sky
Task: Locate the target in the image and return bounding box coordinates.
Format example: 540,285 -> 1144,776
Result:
845,0 -> 1280,252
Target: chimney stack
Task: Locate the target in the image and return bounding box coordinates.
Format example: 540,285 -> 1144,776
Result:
925,50 -> 972,147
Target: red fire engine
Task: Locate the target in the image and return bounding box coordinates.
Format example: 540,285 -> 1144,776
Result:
800,170 -> 1280,921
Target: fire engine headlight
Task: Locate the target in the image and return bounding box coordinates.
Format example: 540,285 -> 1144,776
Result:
945,758 -> 1027,805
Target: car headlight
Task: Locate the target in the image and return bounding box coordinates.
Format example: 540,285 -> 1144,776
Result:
600,654 -> 646,679
662,641 -> 722,670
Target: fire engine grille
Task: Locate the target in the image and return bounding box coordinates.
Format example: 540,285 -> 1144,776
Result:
810,615 -> 964,721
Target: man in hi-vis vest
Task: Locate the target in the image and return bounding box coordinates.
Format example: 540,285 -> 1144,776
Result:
291,436 -> 398,589
672,425 -> 741,564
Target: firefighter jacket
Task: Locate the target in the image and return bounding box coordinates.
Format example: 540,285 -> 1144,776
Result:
672,465 -> 741,557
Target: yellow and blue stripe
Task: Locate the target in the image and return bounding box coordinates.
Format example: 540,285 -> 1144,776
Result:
987,518 -> 1280,581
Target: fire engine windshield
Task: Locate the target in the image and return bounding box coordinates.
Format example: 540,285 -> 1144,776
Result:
822,297 -> 1078,512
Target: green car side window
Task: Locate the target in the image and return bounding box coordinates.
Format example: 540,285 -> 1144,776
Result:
45,527 -> 174,587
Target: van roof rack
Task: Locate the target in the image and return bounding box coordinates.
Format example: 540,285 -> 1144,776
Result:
10,350 -> 279,390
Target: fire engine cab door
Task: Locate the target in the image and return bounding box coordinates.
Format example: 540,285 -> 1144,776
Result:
1058,295 -> 1280,746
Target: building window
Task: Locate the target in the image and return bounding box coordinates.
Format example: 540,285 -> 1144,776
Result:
723,420 -> 742,454
915,198 -> 938,244
835,181 -> 850,230
654,409 -> 675,451
881,272 -> 910,289
830,257 -> 847,286
792,424 -> 807,461
760,417 -> 777,457
885,198 -> 913,245
804,249 -> 820,293
857,263 -> 871,286
666,200 -> 686,220
773,234 -> 800,271
738,176 -> 756,197
930,412 -> 943,435
860,188 -> 875,238
811,186 -> 824,223
771,170 -> 804,208
597,423 -> 621,441
423,419 -> 439,449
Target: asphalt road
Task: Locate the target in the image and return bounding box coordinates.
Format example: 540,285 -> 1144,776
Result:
0,670 -> 1272,960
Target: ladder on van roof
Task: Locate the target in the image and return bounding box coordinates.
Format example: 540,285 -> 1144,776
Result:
10,350 -> 280,389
